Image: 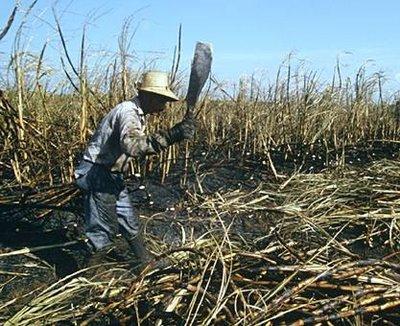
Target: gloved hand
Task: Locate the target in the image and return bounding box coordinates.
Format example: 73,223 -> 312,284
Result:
166,110 -> 196,144
143,110 -> 196,154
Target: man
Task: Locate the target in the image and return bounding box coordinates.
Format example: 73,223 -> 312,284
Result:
75,71 -> 195,267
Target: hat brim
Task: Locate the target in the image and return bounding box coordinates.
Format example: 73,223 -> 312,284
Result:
139,87 -> 179,102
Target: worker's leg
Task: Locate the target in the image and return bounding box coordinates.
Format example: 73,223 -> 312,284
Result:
84,191 -> 119,250
76,163 -> 123,251
116,187 -> 140,238
116,187 -> 152,263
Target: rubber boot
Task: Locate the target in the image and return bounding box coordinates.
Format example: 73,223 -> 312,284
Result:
86,247 -> 110,267
128,235 -> 170,272
128,235 -> 153,265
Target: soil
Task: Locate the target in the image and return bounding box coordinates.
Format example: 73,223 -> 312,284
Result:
0,142 -> 399,320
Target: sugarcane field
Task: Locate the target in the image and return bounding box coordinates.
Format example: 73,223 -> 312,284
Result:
1,1 -> 400,325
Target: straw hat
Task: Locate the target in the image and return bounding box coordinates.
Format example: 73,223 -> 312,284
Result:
137,71 -> 179,101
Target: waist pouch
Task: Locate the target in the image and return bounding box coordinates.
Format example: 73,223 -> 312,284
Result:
75,160 -> 124,195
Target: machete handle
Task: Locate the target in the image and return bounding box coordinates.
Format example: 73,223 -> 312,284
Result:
185,107 -> 195,121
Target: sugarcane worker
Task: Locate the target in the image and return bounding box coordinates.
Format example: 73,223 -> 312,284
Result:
74,71 -> 195,266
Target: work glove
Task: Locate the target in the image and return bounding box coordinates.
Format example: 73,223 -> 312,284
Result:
165,110 -> 196,145
142,110 -> 196,154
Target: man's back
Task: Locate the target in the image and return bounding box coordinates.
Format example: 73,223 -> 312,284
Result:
83,99 -> 145,167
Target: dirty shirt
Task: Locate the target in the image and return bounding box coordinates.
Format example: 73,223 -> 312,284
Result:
77,97 -> 167,174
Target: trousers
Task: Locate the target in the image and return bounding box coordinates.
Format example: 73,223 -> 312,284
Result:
75,160 -> 139,250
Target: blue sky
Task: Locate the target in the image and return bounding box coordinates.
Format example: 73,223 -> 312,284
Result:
1,0 -> 400,93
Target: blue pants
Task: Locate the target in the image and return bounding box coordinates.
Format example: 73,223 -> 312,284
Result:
75,161 -> 139,251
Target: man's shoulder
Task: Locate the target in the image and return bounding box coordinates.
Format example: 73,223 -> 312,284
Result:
115,98 -> 143,115
112,99 -> 145,128
116,100 -> 137,111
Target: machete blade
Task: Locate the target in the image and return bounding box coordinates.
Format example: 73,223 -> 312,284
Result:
186,42 -> 213,110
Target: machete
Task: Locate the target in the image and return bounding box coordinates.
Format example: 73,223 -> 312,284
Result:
185,42 -> 213,114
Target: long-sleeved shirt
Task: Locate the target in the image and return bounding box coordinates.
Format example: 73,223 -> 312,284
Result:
78,97 -> 169,173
